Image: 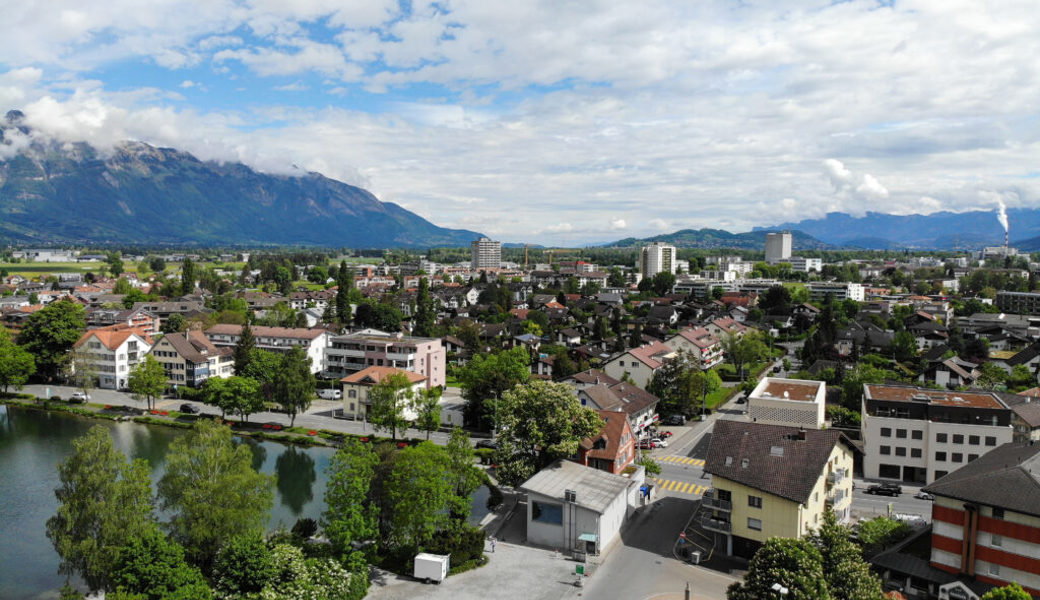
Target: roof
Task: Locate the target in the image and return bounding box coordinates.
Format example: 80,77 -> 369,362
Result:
74,324 -> 153,351
206,324 -> 327,340
863,384 -> 1006,410
567,369 -> 622,387
923,441 -> 1040,518
673,327 -> 719,349
704,420 -> 850,504
158,330 -> 229,364
753,378 -> 823,403
580,411 -> 632,462
519,459 -> 632,514
624,340 -> 674,369
340,366 -> 426,385
998,392 -> 1040,428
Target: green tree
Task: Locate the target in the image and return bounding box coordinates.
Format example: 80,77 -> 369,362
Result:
981,583 -> 1033,600
211,533 -> 275,596
444,427 -> 483,524
148,256 -> 166,274
161,313 -> 186,334
856,516 -> 912,553
113,277 -> 133,295
635,453 -> 661,476
809,510 -> 885,600
721,332 -> 768,381
335,260 -> 353,325
127,355 -> 167,411
891,330 -> 918,362
46,426 -> 155,593
110,526 -> 211,600
323,441 -> 380,558
106,252 -> 124,279
203,375 -> 264,421
157,420 -> 274,570
19,299 -> 86,381
650,271 -> 677,296
354,301 -> 403,331
726,537 -> 832,600
273,346 -> 315,427
411,386 -> 443,440
0,326 -> 35,393
233,323 -> 255,375
385,442 -> 453,552
180,258 -> 196,296
66,348 -> 98,399
367,371 -> 414,440
977,362 -> 1009,390
413,277 -> 436,337
841,363 -> 890,410
458,346 -> 531,431
495,380 -> 604,487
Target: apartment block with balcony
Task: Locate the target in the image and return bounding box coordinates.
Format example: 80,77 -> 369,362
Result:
72,324 -> 154,390
147,330 -> 233,389
862,384 -> 1015,485
471,237 -> 502,270
204,324 -> 328,374
324,329 -> 445,388
702,420 -> 855,559
666,327 -> 724,370
639,242 -> 678,278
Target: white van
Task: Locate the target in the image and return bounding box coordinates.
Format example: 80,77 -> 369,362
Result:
317,388 -> 342,400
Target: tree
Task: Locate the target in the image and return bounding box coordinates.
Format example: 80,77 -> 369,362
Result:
367,371 -> 414,440
761,285 -> 793,315
180,258 -> 196,296
650,271 -> 676,296
856,516 -> 912,553
106,252 -> 124,279
46,426 -> 155,593
385,442 -> 453,552
458,346 -> 531,431
411,386 -> 443,440
0,326 -> 35,393
721,332 -> 768,381
202,376 -> 263,421
127,355 -> 166,411
66,348 -> 98,400
18,299 -> 86,381
635,453 -> 661,476
161,313 -> 186,334
233,323 -> 256,375
323,441 -> 380,558
273,346 -> 315,427
335,261 -> 353,325
495,380 -> 604,486
157,420 -> 274,570
809,510 -> 884,600
981,583 -> 1033,600
977,362 -> 1009,390
113,278 -> 133,295
726,537 -> 831,600
841,363 -> 890,410
211,533 -> 274,596
444,427 -> 483,524
110,527 -> 211,600
354,301 -> 403,331
891,330 -> 917,362
413,277 -> 436,337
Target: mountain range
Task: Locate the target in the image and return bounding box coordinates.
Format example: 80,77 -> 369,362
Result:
605,228 -> 833,250
0,110 -> 481,248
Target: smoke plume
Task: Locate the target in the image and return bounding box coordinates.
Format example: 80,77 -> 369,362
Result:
996,200 -> 1009,232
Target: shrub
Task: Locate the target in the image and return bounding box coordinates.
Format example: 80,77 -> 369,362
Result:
426,525 -> 485,567
486,484 -> 504,511
292,518 -> 318,540
475,448 -> 495,464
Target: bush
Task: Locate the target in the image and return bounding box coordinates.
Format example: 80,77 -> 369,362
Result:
448,555 -> 488,575
856,517 -> 912,551
292,518 -> 318,540
50,395 -> 62,402
475,448 -> 495,465
426,525 -> 485,567
486,484 -> 504,511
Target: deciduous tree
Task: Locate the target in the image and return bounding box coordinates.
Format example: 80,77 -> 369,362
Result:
410,386 -> 442,440
19,299 -> 86,381
726,537 -> 831,600
273,346 -> 315,427
809,510 -> 885,600
110,526 -> 211,600
385,442 -> 453,552
981,583 -> 1033,600
323,441 -> 380,558
367,371 -> 414,440
127,355 -> 167,411
458,346 -> 530,431
0,326 -> 35,393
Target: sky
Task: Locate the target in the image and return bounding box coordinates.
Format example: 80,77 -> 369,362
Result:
1,0 -> 1039,246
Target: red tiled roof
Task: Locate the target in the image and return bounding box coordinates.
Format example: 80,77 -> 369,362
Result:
340,366 -> 426,385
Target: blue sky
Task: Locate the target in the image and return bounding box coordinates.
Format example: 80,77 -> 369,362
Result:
1,0 -> 1039,245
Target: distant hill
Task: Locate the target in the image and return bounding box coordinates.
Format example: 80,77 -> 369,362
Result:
604,228 -> 832,250
0,110 -> 481,248
758,210 -> 1034,250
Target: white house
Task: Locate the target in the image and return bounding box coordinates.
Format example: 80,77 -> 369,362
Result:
72,324 -> 154,390
666,327 -> 724,370
205,324 -> 329,374
602,341 -> 674,389
747,377 -> 827,430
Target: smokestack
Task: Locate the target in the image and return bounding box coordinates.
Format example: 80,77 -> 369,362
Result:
997,200 -> 1010,256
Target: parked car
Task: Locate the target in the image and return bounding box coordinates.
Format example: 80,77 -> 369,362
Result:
650,438 -> 668,448
69,391 -> 90,403
914,491 -> 935,501
735,397 -> 746,404
179,403 -> 199,414
866,483 -> 902,496
659,431 -> 673,438
637,440 -> 656,450
664,414 -> 686,425
317,388 -> 342,400
475,439 -> 498,450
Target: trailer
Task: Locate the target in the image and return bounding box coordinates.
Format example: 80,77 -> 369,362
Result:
413,552 -> 450,583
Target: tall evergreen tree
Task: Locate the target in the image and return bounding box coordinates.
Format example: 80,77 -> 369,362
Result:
233,323 -> 256,375
413,277 -> 435,336
336,260 -> 352,325
180,258 -> 196,296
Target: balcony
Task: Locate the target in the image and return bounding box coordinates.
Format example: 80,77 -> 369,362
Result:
701,489 -> 732,512
827,469 -> 846,487
701,516 -> 732,534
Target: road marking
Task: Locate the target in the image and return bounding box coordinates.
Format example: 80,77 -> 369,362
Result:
653,478 -> 707,496
658,455 -> 705,467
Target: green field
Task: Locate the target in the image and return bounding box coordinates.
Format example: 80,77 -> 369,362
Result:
0,262 -> 108,277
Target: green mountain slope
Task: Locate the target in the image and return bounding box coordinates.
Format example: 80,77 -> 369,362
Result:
605,228 -> 831,250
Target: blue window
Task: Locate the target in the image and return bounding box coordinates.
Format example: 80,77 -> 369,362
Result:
532,501 -> 563,525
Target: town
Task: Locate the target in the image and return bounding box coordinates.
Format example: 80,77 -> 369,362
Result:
2,233 -> 1038,600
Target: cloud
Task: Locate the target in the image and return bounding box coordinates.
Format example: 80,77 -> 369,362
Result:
544,222 -> 574,233
609,217 -> 627,230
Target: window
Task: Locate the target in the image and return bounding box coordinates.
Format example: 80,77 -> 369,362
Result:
748,496 -> 762,509
985,436 -> 997,446
911,448 -> 922,458
896,447 -> 907,457
952,453 -> 963,463
747,518 -> 762,531
969,454 -> 979,462
717,489 -> 732,502
935,451 -> 947,461
989,563 -> 1000,576
912,430 -> 923,440
532,501 -> 563,525
348,390 -> 356,398
969,435 -> 980,445
953,434 -> 964,444
992,507 -> 1004,519
991,534 -> 1002,547
936,433 -> 948,443
880,446 -> 891,455
881,427 -> 892,437
896,429 -> 907,439
935,470 -> 948,479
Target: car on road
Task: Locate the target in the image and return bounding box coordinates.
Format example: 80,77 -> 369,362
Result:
475,439 -> 498,450
317,388 -> 342,400
179,403 -> 199,414
637,440 -> 657,450
69,391 -> 90,403
866,483 -> 903,496
914,491 -> 935,501
650,438 -> 668,448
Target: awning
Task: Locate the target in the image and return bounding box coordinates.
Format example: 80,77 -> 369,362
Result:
577,533 -> 598,543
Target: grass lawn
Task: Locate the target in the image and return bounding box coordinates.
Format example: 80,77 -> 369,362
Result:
444,375 -> 462,388
0,262 -> 112,276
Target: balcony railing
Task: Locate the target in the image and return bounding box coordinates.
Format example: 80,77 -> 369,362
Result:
701,516 -> 732,533
827,469 -> 846,486
701,490 -> 732,512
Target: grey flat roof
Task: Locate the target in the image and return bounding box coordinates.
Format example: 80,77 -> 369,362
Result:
520,460 -> 632,514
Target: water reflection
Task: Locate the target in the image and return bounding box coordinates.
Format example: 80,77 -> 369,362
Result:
239,437 -> 268,472
275,446 -> 316,517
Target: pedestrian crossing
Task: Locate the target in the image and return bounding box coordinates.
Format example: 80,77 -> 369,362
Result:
652,478 -> 709,496
658,455 -> 705,467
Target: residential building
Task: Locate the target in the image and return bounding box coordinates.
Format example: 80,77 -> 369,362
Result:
764,232 -> 792,264
575,410 -> 637,475
72,324 -> 154,390
575,381 -> 660,434
470,237 -> 502,270
147,330 -> 233,388
639,242 -> 678,278
788,256 -> 822,273
602,340 -> 675,389
520,459 -> 644,557
705,317 -> 750,339
702,420 -> 855,559
923,442 -> 1040,598
861,384 -> 1015,485
747,377 -> 826,429
204,324 -> 329,374
85,307 -> 160,336
665,327 -> 724,370
324,329 -> 445,388
996,290 -> 1040,315
131,300 -> 211,321
339,366 -> 427,421
806,281 -> 865,302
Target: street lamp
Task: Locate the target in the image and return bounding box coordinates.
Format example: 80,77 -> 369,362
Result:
771,583 -> 789,598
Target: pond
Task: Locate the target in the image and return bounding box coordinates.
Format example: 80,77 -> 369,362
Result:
0,405 -> 490,600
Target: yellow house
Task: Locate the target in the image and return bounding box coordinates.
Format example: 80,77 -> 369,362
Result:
702,420 -> 856,559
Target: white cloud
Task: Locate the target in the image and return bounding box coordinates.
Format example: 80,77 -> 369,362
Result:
609,217 -> 627,230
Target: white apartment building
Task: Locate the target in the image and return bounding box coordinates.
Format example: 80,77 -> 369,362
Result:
765,232 -> 792,264
72,325 -> 154,390
639,242 -> 678,278
807,281 -> 865,302
748,377 -> 827,429
666,327 -> 724,370
470,237 -> 501,270
788,257 -> 822,273
324,329 -> 445,388
862,384 -> 1015,485
204,324 -> 328,374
